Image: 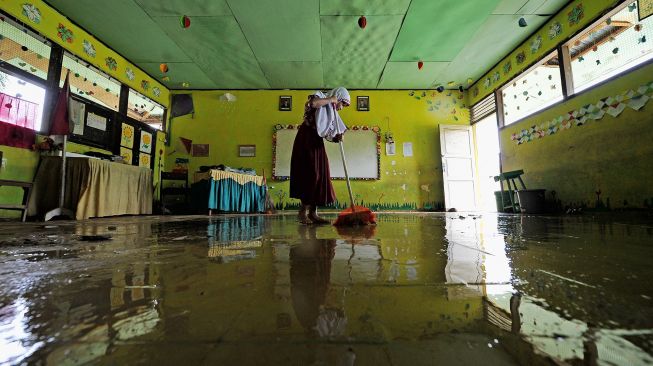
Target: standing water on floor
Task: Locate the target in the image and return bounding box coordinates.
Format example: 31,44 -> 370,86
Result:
0,213 -> 652,365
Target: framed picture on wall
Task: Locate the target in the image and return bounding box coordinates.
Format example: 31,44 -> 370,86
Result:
279,96 -> 292,111
357,96 -> 369,111
239,145 -> 256,157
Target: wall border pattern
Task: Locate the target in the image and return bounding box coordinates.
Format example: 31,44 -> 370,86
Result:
511,80 -> 653,144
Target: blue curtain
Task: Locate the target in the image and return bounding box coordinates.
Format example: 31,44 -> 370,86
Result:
208,178 -> 266,213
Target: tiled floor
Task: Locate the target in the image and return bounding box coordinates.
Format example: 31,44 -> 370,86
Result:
1,212 -> 652,365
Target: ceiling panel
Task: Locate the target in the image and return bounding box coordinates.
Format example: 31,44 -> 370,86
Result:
227,0 -> 321,62
152,16 -> 270,88
133,0 -> 232,16
46,0 -> 191,63
391,0 -> 503,62
319,0 -> 412,15
138,62 -> 216,89
378,62 -> 450,89
260,61 -> 323,88
441,14 -> 550,85
321,15 -> 403,88
492,0 -> 530,14
532,0 -> 571,15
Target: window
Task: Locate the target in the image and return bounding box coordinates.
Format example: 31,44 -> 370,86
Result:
0,16 -> 51,81
127,89 -> 164,130
567,1 -> 653,94
501,51 -> 563,126
0,69 -> 46,130
60,52 -> 121,111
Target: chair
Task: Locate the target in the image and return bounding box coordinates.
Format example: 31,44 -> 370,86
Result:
494,170 -> 526,213
0,179 -> 34,222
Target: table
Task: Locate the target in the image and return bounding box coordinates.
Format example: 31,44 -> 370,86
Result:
193,170 -> 266,214
28,156 -> 152,220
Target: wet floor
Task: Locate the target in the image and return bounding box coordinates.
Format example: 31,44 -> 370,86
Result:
1,212 -> 652,365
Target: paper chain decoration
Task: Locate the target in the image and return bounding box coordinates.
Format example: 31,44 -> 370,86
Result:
511,81 -> 653,145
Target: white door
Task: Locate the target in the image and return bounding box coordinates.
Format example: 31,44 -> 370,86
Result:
440,125 -> 478,211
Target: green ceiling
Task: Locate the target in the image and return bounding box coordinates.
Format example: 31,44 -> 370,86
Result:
45,0 -> 569,89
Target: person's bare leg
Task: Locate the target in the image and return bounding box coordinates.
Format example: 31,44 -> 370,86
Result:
308,205 -> 329,224
298,202 -> 311,224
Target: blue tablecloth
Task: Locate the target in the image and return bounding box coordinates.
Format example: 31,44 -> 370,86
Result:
208,178 -> 266,213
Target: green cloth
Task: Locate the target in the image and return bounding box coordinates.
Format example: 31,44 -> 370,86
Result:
208,177 -> 266,213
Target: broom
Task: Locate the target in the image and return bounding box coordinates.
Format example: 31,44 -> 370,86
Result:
333,136 -> 376,226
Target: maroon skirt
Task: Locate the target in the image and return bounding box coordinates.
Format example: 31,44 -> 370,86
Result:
289,125 -> 336,206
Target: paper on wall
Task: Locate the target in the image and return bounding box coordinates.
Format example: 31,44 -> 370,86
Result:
385,142 -> 395,156
403,142 -> 413,157
86,112 -> 107,131
68,99 -> 85,135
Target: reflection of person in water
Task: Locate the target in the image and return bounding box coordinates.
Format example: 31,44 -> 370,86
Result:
290,226 -> 346,337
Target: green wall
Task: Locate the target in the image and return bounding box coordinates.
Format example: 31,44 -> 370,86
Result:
167,90 -> 469,210
500,62 -> 653,209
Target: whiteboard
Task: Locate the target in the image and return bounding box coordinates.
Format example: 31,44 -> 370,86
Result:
273,127 -> 379,180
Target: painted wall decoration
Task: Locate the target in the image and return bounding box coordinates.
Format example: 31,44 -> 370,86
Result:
21,3 -> 41,23
139,153 -> 151,168
516,51 -> 526,64
104,57 -> 117,71
141,80 -> 150,91
82,40 -> 96,58
470,0 -> 618,106
1,0 -> 169,105
503,61 -> 512,74
140,130 -> 152,153
568,3 -> 585,26
120,147 -> 133,164
510,80 -> 653,145
121,123 -> 134,148
125,68 -> 135,81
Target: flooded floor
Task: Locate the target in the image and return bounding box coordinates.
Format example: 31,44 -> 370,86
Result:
1,212 -> 652,365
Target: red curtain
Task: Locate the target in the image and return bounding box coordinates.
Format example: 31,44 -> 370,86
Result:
0,93 -> 38,149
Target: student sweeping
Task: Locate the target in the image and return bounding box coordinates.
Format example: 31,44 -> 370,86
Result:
289,87 -> 350,224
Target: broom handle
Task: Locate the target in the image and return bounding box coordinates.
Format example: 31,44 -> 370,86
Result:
338,140 -> 355,210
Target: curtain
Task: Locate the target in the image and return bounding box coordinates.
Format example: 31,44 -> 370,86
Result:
0,92 -> 38,149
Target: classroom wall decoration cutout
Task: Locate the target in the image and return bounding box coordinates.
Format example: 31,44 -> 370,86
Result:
104,57 -> 117,71
548,21 -> 563,39
22,3 -> 41,23
510,80 -> 653,145
121,123 -> 134,148
82,40 -> 96,57
140,130 -> 152,153
56,23 -> 73,43
568,3 -> 585,26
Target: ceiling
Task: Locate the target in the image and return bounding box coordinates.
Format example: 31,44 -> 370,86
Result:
44,0 -> 570,90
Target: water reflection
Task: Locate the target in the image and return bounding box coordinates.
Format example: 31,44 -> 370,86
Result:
0,213 -> 651,364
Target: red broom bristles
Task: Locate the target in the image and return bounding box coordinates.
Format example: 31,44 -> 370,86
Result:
333,205 -> 376,226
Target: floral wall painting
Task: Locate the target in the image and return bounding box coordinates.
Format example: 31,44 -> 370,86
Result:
152,87 -> 161,97
57,23 -> 74,43
516,51 -> 526,64
548,21 -> 563,39
105,57 -> 117,71
82,40 -> 96,57
530,35 -> 543,54
121,123 -> 134,148
640,0 -> 653,21
568,3 -> 585,26
141,80 -> 150,91
139,153 -> 151,168
120,147 -> 133,165
140,130 -> 152,154
125,68 -> 135,81
503,61 -> 512,75
22,3 -> 41,24
492,71 -> 501,83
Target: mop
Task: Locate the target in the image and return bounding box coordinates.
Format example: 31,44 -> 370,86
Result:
333,125 -> 375,226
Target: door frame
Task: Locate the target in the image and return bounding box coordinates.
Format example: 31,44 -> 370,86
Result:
440,124 -> 479,211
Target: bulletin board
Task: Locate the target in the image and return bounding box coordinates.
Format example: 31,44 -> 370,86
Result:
68,95 -> 114,150
272,125 -> 380,180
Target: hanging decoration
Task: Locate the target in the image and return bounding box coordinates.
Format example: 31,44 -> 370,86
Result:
56,23 -> 74,43
82,40 -> 96,57
162,76 -> 170,82
417,61 -> 423,70
518,17 -> 528,27
458,86 -> 464,92
511,80 -> 653,145
182,81 -> 190,88
358,16 -> 367,29
104,57 -> 117,71
22,3 -> 41,24
159,63 -> 169,73
436,86 -> 445,93
180,15 -> 191,29
567,3 -> 584,26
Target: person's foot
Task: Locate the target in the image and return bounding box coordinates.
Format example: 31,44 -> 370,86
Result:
308,207 -> 330,224
298,206 -> 312,225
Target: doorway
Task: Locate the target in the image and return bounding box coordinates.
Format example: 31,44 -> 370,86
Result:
472,113 -> 501,212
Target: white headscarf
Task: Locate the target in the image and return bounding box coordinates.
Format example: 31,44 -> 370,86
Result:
314,87 -> 350,141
